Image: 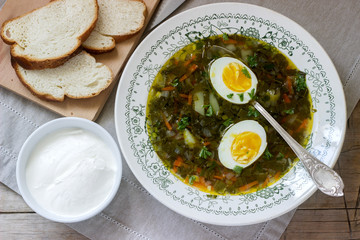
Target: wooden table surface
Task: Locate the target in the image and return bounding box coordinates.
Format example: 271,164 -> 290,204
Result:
0,0 -> 358,236
0,102 -> 359,239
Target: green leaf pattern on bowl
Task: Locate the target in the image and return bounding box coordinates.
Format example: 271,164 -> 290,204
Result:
124,13 -> 337,216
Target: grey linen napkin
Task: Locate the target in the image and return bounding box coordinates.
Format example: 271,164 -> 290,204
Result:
1,0 -> 359,239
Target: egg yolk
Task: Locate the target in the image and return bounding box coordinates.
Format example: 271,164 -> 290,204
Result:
222,62 -> 252,92
231,131 -> 261,164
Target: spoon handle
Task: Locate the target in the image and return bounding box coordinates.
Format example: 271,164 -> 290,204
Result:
253,101 -> 344,197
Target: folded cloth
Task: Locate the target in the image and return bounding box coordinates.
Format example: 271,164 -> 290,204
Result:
0,86 -> 296,240
1,0 -> 359,239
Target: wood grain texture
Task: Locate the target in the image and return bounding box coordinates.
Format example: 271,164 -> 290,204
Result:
0,0 -> 160,120
0,183 -> 89,240
0,0 -> 359,239
281,101 -> 360,239
0,101 -> 359,239
0,213 -> 89,240
0,183 -> 32,213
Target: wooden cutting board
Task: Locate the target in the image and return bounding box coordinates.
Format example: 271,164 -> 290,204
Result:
0,0 -> 159,120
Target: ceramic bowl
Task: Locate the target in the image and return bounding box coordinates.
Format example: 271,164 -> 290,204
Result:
114,3 -> 346,225
17,117 -> 122,223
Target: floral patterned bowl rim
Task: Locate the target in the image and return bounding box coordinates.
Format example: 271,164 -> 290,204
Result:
114,3 -> 346,226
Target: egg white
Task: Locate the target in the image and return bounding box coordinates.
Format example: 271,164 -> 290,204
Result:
218,120 -> 267,170
209,57 -> 257,104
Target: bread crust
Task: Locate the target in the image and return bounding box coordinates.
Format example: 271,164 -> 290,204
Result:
11,45 -> 85,70
1,0 -> 99,70
82,0 -> 147,54
111,0 -> 147,42
11,57 -> 64,101
83,44 -> 115,54
82,35 -> 116,54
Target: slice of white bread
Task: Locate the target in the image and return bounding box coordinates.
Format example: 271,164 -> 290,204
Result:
82,0 -> 146,53
13,51 -> 113,102
82,30 -> 116,53
1,0 -> 98,69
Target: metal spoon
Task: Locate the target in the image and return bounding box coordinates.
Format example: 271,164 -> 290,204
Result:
252,100 -> 344,197
207,49 -> 344,196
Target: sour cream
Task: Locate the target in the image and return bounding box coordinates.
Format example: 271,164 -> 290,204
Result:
25,128 -> 117,218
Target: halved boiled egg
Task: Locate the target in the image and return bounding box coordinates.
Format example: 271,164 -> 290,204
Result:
218,120 -> 267,170
210,57 -> 257,104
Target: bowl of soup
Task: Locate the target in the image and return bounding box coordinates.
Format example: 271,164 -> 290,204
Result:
114,3 -> 346,225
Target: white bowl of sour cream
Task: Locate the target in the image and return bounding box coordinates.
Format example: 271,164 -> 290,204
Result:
17,117 -> 122,223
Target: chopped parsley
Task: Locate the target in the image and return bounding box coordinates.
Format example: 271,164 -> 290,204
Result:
222,32 -> 229,41
188,175 -> 197,185
238,93 -> 244,101
223,118 -> 233,127
177,116 -> 190,130
247,106 -> 260,117
199,146 -> 212,159
227,93 -> 234,99
241,67 -> 251,78
263,148 -> 273,160
284,108 -> 295,115
233,166 -> 243,175
248,88 -> 256,100
295,73 -> 307,92
247,55 -> 258,68
203,104 -> 214,117
171,78 -> 179,87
